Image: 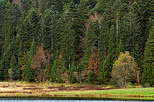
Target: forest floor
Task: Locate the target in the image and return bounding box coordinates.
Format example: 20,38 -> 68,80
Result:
0,81 -> 153,100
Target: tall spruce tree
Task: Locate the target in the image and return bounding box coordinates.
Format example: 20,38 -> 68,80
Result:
39,7 -> 59,51
83,20 -> 97,83
0,24 -> 13,80
99,25 -> 116,84
23,39 -> 36,81
21,8 -> 39,52
121,3 -> 141,60
0,0 -> 6,54
98,12 -> 110,84
83,20 -> 96,68
142,27 -> 154,86
60,20 -> 76,70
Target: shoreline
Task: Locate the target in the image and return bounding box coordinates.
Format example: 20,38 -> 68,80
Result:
0,82 -> 153,100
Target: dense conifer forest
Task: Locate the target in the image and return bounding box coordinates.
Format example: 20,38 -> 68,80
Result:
0,0 -> 153,86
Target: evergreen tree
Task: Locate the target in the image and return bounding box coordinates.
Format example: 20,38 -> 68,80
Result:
0,0 -> 6,51
60,20 -> 76,70
142,27 -> 154,86
0,25 -> 13,80
83,20 -> 96,68
21,0 -> 32,13
121,3 -> 141,60
82,20 -> 98,83
137,0 -> 154,46
9,53 -> 16,81
21,8 -> 39,52
5,2 -> 21,36
74,0 -> 91,63
39,0 -> 52,13
69,63 -> 77,83
39,7 -> 59,51
98,12 -> 110,84
17,10 -> 27,77
99,25 -> 116,84
23,39 -> 36,82
50,51 -> 58,82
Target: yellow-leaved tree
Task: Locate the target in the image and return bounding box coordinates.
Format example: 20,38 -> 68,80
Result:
112,51 -> 139,88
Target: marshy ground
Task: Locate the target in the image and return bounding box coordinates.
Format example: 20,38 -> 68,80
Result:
0,81 -> 153,100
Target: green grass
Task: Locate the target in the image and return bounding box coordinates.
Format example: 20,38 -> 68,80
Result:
49,88 -> 154,97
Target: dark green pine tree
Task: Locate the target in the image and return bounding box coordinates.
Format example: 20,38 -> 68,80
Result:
0,0 -> 6,24
21,8 -> 39,52
142,27 -> 154,86
16,10 -> 27,76
0,24 -> 13,80
50,51 -> 58,82
60,20 -> 76,77
69,62 -> 77,83
54,4 -> 73,54
39,0 -> 53,13
74,0 -> 91,63
23,39 -> 36,82
99,25 -> 116,84
16,10 -> 27,48
39,7 -> 59,51
121,3 -> 141,60
98,12 -> 110,84
96,0 -> 108,14
82,20 -> 97,83
50,4 -> 74,82
5,2 -> 21,36
83,20 -> 96,68
21,0 -> 32,13
137,0 -> 154,50
9,37 -> 21,80
0,0 -> 7,55
9,53 -> 16,81
0,22 -> 7,57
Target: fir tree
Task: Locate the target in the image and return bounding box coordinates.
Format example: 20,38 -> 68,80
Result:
98,25 -> 116,84
98,12 -> 110,84
23,39 -> 36,82
142,27 -> 154,86
83,20 -> 96,68
21,0 -> 32,13
21,8 -> 39,52
121,3 -> 141,60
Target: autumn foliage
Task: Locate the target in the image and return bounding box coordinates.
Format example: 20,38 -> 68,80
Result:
87,52 -> 99,75
31,43 -> 50,82
82,52 -> 99,84
112,51 -> 139,88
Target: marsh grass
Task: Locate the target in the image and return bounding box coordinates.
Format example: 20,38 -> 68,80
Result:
0,81 -> 153,100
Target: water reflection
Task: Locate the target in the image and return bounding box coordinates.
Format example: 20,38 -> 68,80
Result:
0,98 -> 153,102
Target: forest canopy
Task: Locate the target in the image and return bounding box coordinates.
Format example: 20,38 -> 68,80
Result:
0,0 -> 153,86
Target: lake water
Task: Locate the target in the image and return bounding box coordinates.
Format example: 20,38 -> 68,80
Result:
0,97 -> 153,102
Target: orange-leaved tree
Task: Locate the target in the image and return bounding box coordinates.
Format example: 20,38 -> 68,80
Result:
30,43 -> 50,82
83,52 -> 99,84
112,51 -> 139,88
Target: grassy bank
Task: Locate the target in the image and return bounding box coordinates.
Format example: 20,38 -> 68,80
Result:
0,81 -> 154,100
49,88 -> 154,97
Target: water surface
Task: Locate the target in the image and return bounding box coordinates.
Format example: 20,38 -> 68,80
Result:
0,97 -> 153,102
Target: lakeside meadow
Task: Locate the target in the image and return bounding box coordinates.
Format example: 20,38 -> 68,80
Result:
0,81 -> 153,100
